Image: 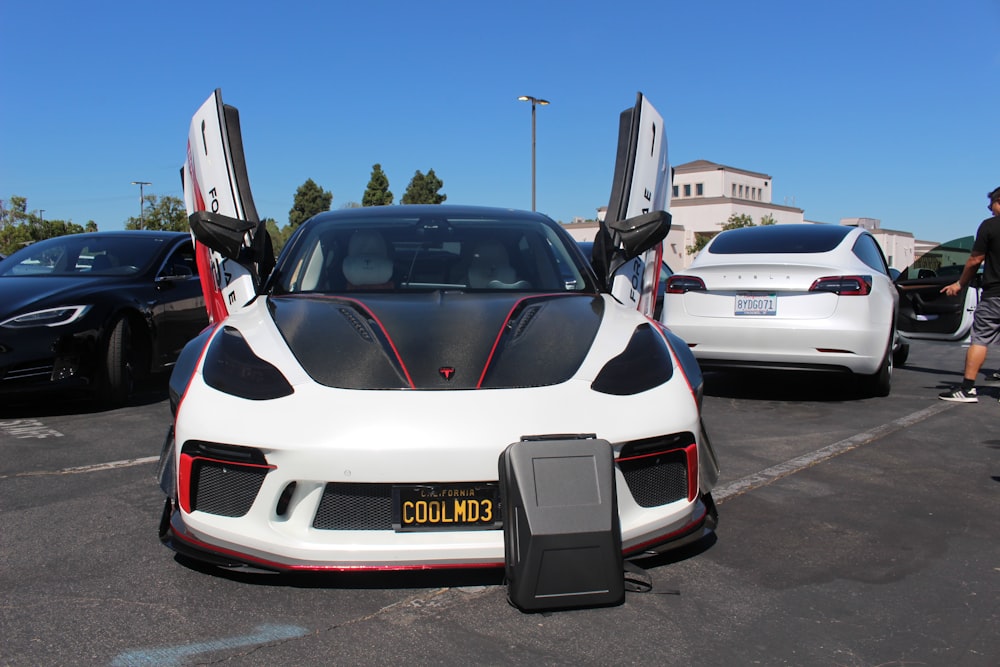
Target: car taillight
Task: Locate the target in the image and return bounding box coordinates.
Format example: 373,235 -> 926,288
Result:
809,275 -> 872,295
666,275 -> 706,294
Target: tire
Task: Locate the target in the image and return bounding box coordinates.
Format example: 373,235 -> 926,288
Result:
860,335 -> 893,398
100,316 -> 135,407
892,336 -> 910,367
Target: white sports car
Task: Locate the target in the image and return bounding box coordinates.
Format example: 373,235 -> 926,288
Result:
662,223 -> 900,396
157,205 -> 718,571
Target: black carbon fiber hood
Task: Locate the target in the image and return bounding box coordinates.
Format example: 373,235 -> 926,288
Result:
268,293 -> 605,389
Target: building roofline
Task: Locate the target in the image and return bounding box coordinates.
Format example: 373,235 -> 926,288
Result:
674,159 -> 772,180
670,196 -> 802,213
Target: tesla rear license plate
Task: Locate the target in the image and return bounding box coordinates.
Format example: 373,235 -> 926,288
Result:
735,292 -> 777,316
392,483 -> 500,532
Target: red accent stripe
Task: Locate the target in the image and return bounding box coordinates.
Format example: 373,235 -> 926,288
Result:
178,453 -> 194,513
171,525 -> 504,572
174,323 -> 220,418
185,139 -> 230,324
476,293 -> 577,389
313,296 -> 415,388
684,443 -> 699,502
652,319 -> 700,404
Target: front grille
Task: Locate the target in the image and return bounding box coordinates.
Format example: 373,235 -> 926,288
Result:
313,483 -> 393,530
191,461 -> 268,517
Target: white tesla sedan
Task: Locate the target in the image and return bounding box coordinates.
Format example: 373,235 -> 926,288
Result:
661,223 -> 899,396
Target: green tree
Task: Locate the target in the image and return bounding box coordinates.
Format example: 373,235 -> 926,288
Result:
362,164 -> 394,206
0,195 -> 90,255
686,212 -> 759,255
759,213 -> 777,226
401,169 -> 447,205
289,178 -> 333,231
124,194 -> 188,231
265,217 -> 292,256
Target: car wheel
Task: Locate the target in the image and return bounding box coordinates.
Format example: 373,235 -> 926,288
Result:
100,316 -> 135,407
861,336 -> 892,398
892,336 -> 910,367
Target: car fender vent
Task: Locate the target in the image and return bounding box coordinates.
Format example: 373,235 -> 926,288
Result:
337,307 -> 374,342
510,304 -> 542,339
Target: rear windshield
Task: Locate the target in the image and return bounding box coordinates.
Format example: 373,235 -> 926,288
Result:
709,225 -> 851,254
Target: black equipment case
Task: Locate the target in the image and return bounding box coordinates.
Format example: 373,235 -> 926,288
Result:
499,437 -> 624,612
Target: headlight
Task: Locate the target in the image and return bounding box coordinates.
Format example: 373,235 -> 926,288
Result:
0,305 -> 91,328
203,326 -> 294,400
591,323 -> 673,395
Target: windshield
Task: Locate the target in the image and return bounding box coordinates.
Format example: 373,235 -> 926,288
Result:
273,212 -> 596,294
0,235 -> 167,277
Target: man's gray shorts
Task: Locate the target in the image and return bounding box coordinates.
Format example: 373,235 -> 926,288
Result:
970,296 -> 1000,346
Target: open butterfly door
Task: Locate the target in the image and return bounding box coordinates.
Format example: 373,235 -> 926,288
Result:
181,89 -> 272,323
593,92 -> 671,318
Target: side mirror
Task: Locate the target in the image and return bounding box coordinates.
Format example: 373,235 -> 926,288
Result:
189,211 -> 256,261
608,210 -> 671,261
156,264 -> 194,284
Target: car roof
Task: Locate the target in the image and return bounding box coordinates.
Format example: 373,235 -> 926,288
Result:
310,204 -> 554,223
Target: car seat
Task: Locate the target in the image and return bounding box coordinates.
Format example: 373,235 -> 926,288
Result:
342,230 -> 394,289
467,241 -> 531,289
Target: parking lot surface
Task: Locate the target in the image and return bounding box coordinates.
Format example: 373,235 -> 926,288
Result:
1,338 -> 998,666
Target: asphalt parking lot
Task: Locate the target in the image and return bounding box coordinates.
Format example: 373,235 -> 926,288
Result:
1,338 -> 997,666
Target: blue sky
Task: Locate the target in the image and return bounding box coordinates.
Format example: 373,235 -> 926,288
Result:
2,0 -> 998,243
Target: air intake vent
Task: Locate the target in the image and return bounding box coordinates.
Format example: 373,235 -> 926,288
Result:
313,483 -> 393,530
191,461 -> 267,517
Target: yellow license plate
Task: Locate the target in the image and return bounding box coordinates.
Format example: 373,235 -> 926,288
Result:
392,483 -> 500,532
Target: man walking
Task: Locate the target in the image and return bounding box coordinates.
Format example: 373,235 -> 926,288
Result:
939,186 -> 1000,402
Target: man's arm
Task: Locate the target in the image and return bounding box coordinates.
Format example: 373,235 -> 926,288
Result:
941,252 -> 985,296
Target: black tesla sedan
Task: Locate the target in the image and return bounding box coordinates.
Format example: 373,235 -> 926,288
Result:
0,231 -> 208,406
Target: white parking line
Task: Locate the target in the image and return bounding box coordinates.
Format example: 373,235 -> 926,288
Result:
0,455 -> 159,479
713,401 -> 957,503
0,418 -> 64,439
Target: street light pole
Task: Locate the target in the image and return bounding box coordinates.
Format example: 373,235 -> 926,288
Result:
517,96 -> 549,211
131,181 -> 151,229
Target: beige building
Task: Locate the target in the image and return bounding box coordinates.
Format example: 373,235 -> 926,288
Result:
562,159 -> 922,271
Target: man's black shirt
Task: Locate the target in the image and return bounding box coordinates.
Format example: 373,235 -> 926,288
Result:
973,214 -> 1000,298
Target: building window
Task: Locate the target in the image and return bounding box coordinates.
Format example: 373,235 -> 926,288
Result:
672,185 -> 679,197
732,184 -> 737,197
696,183 -> 703,196
683,184 -> 691,197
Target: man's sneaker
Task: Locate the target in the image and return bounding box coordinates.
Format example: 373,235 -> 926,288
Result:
938,387 -> 978,403
986,371 -> 1000,383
